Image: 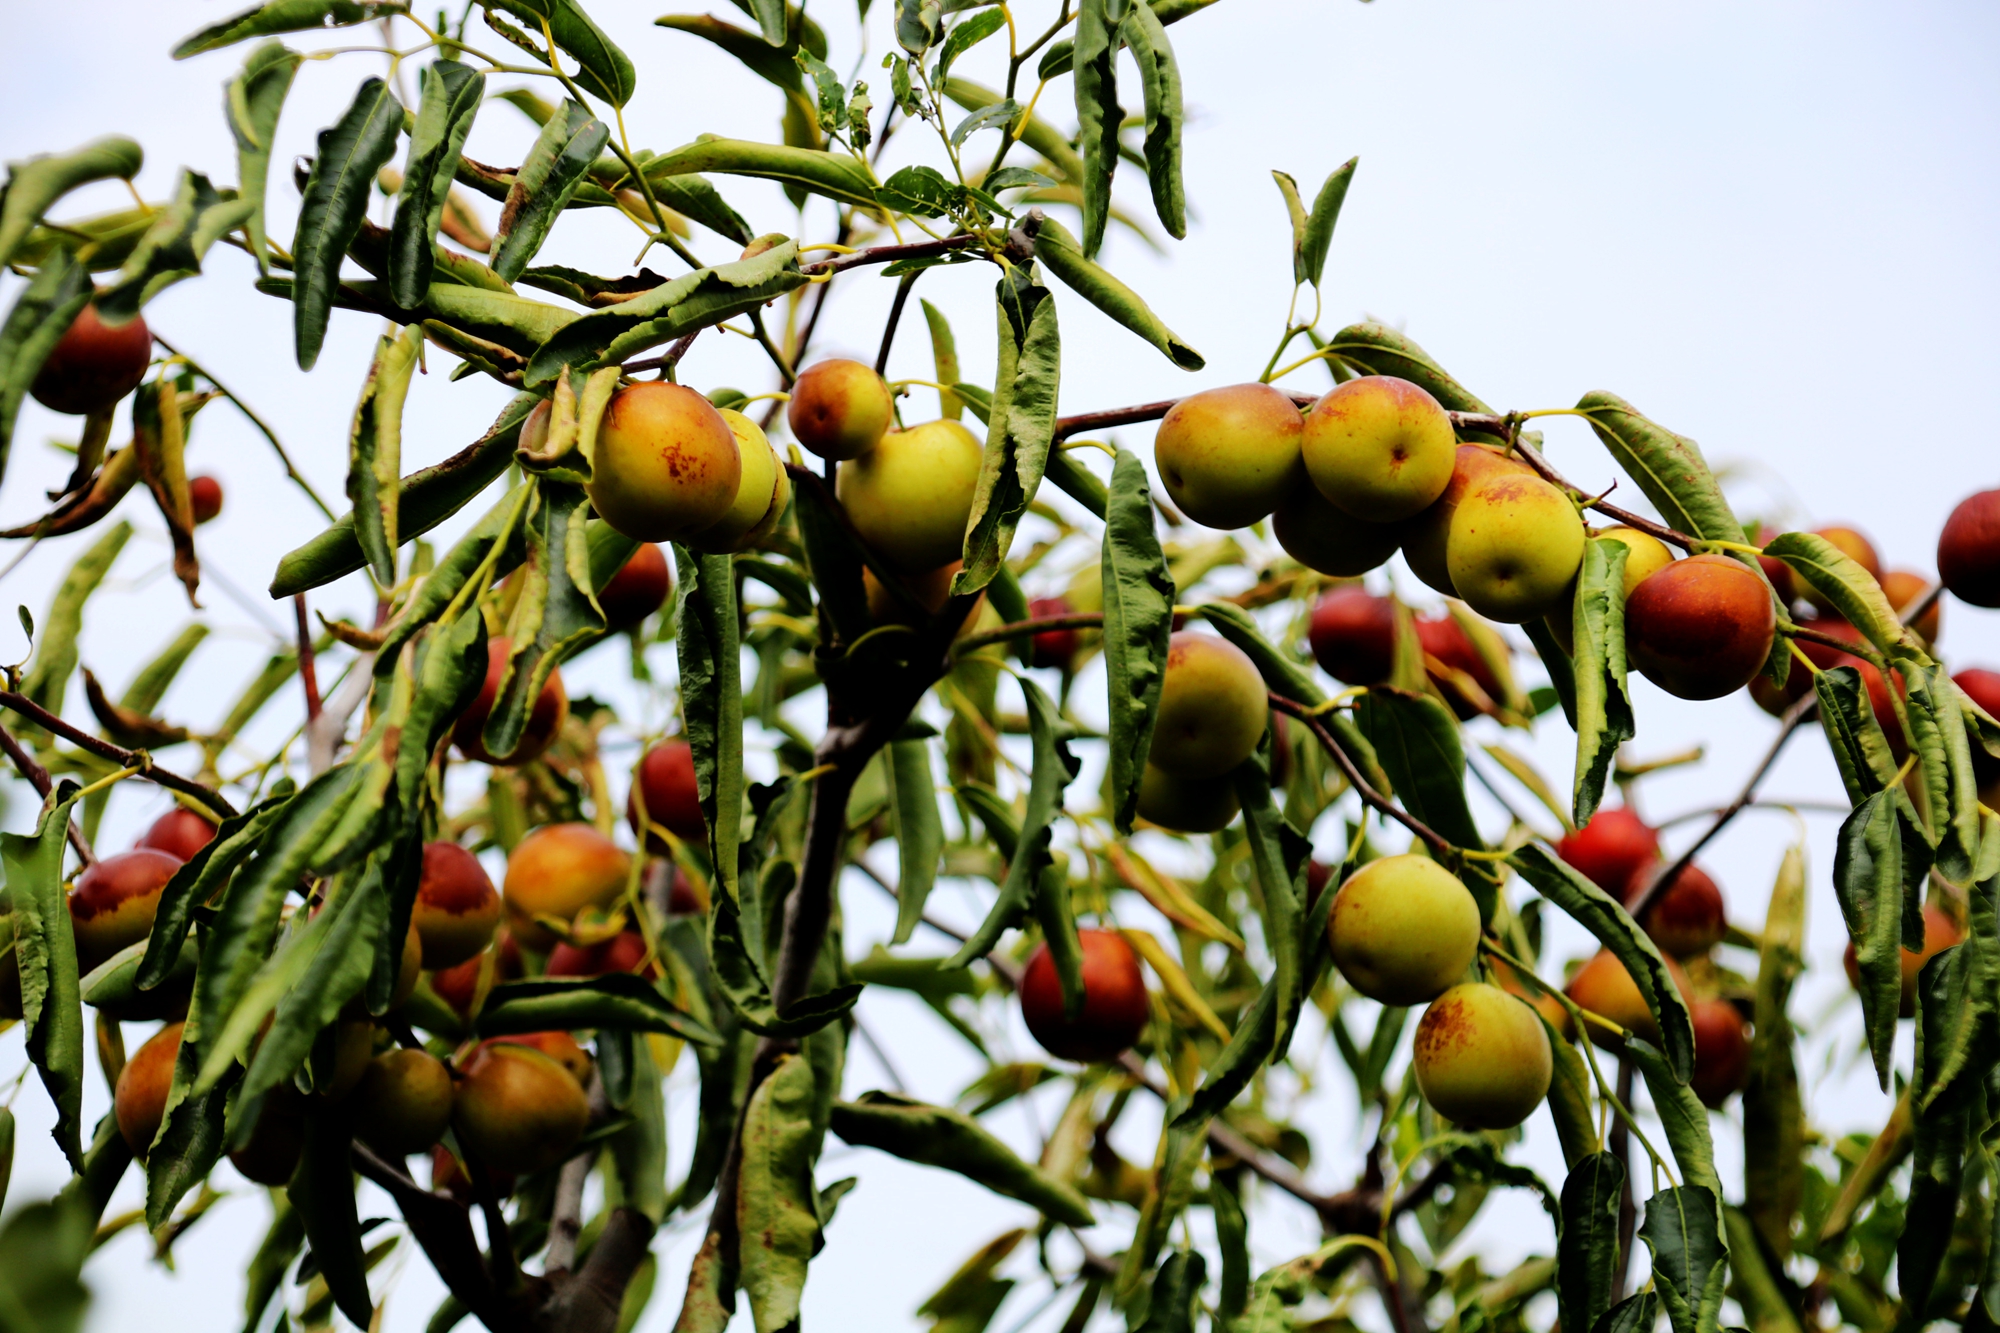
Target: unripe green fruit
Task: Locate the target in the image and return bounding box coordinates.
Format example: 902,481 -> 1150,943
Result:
1327,854 -> 1481,1005
1445,472 -> 1587,622
837,419 -> 983,572
1544,527 -> 1677,652
1412,983 -> 1553,1130
453,1042 -> 589,1175
684,408 -> 791,554
1402,445 -> 1533,596
1135,763 -> 1239,833
1152,383 -> 1304,529
352,1048 -> 454,1156
586,383 -> 741,542
1149,632 -> 1269,778
1300,376 -> 1456,522
1271,481 -> 1401,577
787,358 -> 894,460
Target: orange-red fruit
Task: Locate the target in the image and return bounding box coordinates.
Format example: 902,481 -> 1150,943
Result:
597,543 -> 671,632
1624,554 -> 1777,700
453,1042 -> 590,1174
1019,928 -> 1150,1062
1417,615 -> 1504,720
630,740 -> 704,848
412,841 -> 500,971
1843,902 -> 1963,1018
116,1021 -> 183,1155
352,1049 -> 455,1156
547,929 -> 656,979
1625,862 -> 1726,959
787,358 -> 894,461
1026,596 -> 1080,669
1556,808 -> 1660,895
453,637 -> 568,766
1566,948 -> 1694,1050
137,807 -> 217,863
1880,570 -> 1940,644
489,1030 -> 593,1087
1689,999 -> 1751,1108
1939,491 -> 2000,609
587,382 -> 742,541
229,1088 -> 305,1185
430,933 -> 522,1020
1307,588 -> 1394,686
69,848 -> 181,972
189,475 -> 224,525
502,823 -> 631,950
31,304 -> 152,415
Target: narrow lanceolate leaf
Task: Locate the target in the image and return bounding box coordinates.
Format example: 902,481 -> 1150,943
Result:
1102,447 -> 1176,833
1836,787 -> 1932,1088
1031,216 -> 1204,370
1571,537 -> 1636,825
478,975 -> 720,1045
1198,601 -> 1323,706
935,10 -> 1005,85
1558,1153 -> 1625,1333
1815,665 -> 1903,803
225,42 -> 301,275
737,1053 -> 823,1333
485,0 -> 637,107
1763,532 -> 1913,659
1903,945 -> 1986,1317
292,77 -> 403,369
1637,1186 -> 1727,1333
642,137 -> 878,210
1272,172 -> 1311,287
174,0 -> 403,58
676,548 -> 743,905
21,519 -> 132,720
1627,1040 -> 1722,1200
1508,845 -> 1696,1081
0,252 -> 93,488
1121,0 -> 1186,239
6,785 -> 87,1168
1904,662 -> 1982,881
830,1093 -> 1094,1227
0,135 -> 144,271
145,938 -> 232,1228
139,795 -> 291,989
1136,1250 -> 1205,1333
388,59 -> 483,308
131,379 -> 201,603
1232,735 -> 1309,1055
484,480 -> 603,758
1743,843 -> 1806,1259
1298,157 -> 1357,289
1574,391 -> 1745,544
491,99 -> 608,283
347,325 -> 422,585
887,739 -> 943,945
921,299 -> 962,419
290,1103 -> 372,1328
1355,688 -> 1497,912
953,270 -> 1060,595
1326,322 -> 1495,413
1072,0 -> 1126,254
95,169 -> 253,324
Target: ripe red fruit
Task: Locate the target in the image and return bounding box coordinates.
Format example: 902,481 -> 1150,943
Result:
137,806 -> 217,862
69,848 -> 182,972
1625,554 -> 1777,700
1556,808 -> 1660,894
1879,570 -> 1940,645
1307,588 -> 1393,686
1026,596 -> 1080,669
1416,615 -> 1503,720
411,841 -> 500,970
116,1020 -> 183,1155
1747,524 -> 1796,606
188,475 -> 224,525
630,740 -> 704,847
547,929 -> 656,979
229,1088 -> 305,1185
1019,928 -> 1150,1062
30,304 -> 152,415
1957,669 -> 2000,790
1689,999 -> 1751,1108
597,542 -> 671,631
1938,490 -> 2000,608
1624,861 -> 1726,959
453,636 -> 568,766
666,865 -> 705,915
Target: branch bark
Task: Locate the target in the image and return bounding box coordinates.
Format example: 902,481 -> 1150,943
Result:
0,721 -> 94,864
0,691 -> 237,818
1267,693 -> 1455,859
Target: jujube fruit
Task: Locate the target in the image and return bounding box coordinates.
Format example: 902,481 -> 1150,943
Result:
1880,569 -> 1940,645
453,636 -> 567,766
1689,999 -> 1751,1108
116,1021 -> 183,1155
1800,525 -> 1881,615
69,848 -> 181,972
488,1030 -> 593,1087
228,1087 -> 305,1185
501,822 -> 631,950
1019,928 -> 1150,1062
1402,444 -> 1533,596
352,1048 -> 455,1156
1307,588 -> 1394,686
595,543 -> 671,632
1417,615 -> 1504,720
1025,595 -> 1080,669
1565,948 -> 1693,1050
1556,808 -> 1660,895
1300,376 -> 1456,522
1152,382 -> 1304,529
864,561 -> 961,625
1843,901 -> 1962,1018
1135,764 -> 1239,833
837,418 -> 983,572
1938,490 -> 2000,608
30,303 -> 152,415
1624,554 -> 1777,700
411,841 -> 500,970
1748,524 -> 1797,606
1272,482 -> 1402,577
1957,668 -> 2000,795
1544,527 -> 1676,653
1445,472 -> 1587,623
137,806 -> 217,863
1148,632 -> 1269,778
1327,854 -> 1481,1005
586,382 -> 741,542
1624,861 -> 1726,959
318,1020 -> 376,1098
188,475 -> 224,525
630,740 -> 705,848
787,358 -> 894,461
1412,983 -> 1553,1130
684,408 -> 791,554
452,1042 -> 590,1174
547,928 -> 656,978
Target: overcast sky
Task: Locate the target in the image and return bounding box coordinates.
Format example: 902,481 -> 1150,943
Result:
2,2 -> 1999,1330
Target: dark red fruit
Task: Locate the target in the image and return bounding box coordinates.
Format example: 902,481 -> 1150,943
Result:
1556,808 -> 1661,894
1417,615 -> 1504,719
1624,861 -> 1726,959
1939,490 -> 2000,608
629,741 -> 704,847
189,475 -> 223,525
1689,999 -> 1751,1108
1307,588 -> 1393,686
1026,596 -> 1080,669
1958,669 -> 2000,788
137,807 -> 217,863
598,543 -> 671,631
453,637 -> 567,766
30,304 -> 152,415
547,929 -> 657,979
1019,928 -> 1150,1063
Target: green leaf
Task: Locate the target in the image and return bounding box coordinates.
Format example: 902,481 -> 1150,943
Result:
485,0 -> 637,107
491,99 -> 608,283
793,50 -> 846,131
606,1031 -> 670,1222
1637,1186 -> 1727,1333
21,519 -> 131,722
1764,531 -> 1914,660
887,739 -> 943,945
1904,662 -> 1981,882
1571,537 -> 1636,825
746,0 -> 789,44
1231,738 -> 1309,1056
0,252 -> 93,490
737,1053 -> 823,1333
94,170 -> 253,324
921,299 -> 963,420
644,136 -> 878,210
1355,687 -> 1486,854
173,0 -> 403,57
478,974 -> 721,1045
1743,844 -> 1806,1260
936,10 -> 1005,84
139,794 -> 291,989
830,1091 -> 1093,1227
676,549 -> 744,904
0,1107 -> 12,1213
1592,1292 -> 1660,1333
1627,1040 -> 1722,1200
389,59 -> 483,307
1574,391 -> 1746,545
655,14 -> 806,92
1213,1182 -> 1249,1319
1298,157 -> 1356,289
142,944 -> 232,1228
370,480 -> 530,663
289,1103 -> 372,1328
1545,1019 -> 1600,1168
1031,215 -> 1204,370
1526,621 -> 1578,730
1135,1249 -> 1205,1332
1072,0 -> 1125,254
898,0 -> 941,55
1902,945 -> 1984,1317
346,325 -> 423,585
224,42 -> 301,276
1198,601 -> 1322,706
1558,1152 -> 1625,1333
1272,172 -> 1310,287
1814,665 -> 1902,803
1101,447 -> 1175,832
482,479 -> 604,758
709,888 -> 861,1037
0,136 -> 145,271
944,78 -> 1084,183
1326,321 -> 1496,413
877,165 -> 963,218
1507,845 -> 1695,1081
6,785 -> 87,1168
0,1192 -> 93,1333
953,270 -> 1061,595
1121,0 -> 1186,240
1835,787 -> 1931,1089
292,77 -> 403,369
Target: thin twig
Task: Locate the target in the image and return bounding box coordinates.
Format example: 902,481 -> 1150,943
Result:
0,721 -> 94,864
294,595 -> 321,724
950,612 -> 1104,659
620,327 -> 701,378
149,333 -> 338,522
0,692 -> 236,819
875,271 -> 920,376
799,233 -> 984,277
1268,693 -> 1455,858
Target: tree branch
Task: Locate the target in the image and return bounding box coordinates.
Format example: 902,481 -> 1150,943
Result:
875,271 -> 920,376
534,1209 -> 657,1333
352,1142 -> 525,1333
0,692 -> 237,819
0,721 -> 94,864
1267,693 -> 1455,859
949,612 -> 1104,659
799,233 -> 984,277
